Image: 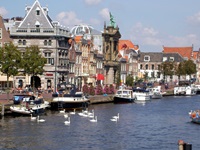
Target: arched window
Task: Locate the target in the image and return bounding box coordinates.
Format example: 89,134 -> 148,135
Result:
145,64 -> 148,70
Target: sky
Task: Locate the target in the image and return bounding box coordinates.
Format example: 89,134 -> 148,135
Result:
1,0 -> 200,52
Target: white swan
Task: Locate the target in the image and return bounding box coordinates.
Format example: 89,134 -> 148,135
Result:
59,109 -> 65,113
78,110 -> 85,116
30,114 -> 37,120
64,113 -> 69,118
90,116 -> 97,122
83,108 -> 88,114
88,110 -> 94,118
110,118 -> 118,122
112,113 -> 119,120
64,117 -> 70,125
69,109 -> 76,115
37,116 -> 45,122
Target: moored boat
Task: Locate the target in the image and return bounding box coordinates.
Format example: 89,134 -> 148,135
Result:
146,86 -> 163,99
10,94 -> 50,116
51,83 -> 90,110
132,88 -> 151,103
113,89 -> 134,103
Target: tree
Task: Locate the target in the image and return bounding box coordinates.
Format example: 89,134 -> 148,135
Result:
0,43 -> 21,100
175,60 -> 196,80
126,74 -> 134,87
143,71 -> 149,82
175,61 -> 186,80
21,45 -> 46,90
184,60 -> 196,78
160,61 -> 174,82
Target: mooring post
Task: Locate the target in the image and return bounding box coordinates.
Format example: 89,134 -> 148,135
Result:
1,104 -> 5,116
178,140 -> 184,150
178,140 -> 192,150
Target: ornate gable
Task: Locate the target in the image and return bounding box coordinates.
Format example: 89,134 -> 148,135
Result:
18,0 -> 53,29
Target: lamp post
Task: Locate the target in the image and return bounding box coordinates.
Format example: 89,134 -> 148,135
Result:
54,25 -> 58,93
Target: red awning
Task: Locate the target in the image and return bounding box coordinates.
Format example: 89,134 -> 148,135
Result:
97,74 -> 104,80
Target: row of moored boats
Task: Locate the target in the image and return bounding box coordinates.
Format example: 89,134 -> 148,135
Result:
113,86 -> 164,104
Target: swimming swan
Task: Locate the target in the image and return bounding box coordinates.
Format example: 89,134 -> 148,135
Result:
112,113 -> 119,120
64,117 -> 70,125
30,114 -> 37,120
37,116 -> 45,122
90,116 -> 97,122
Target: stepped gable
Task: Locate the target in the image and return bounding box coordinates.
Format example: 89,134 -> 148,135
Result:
163,46 -> 193,60
0,15 -> 12,44
18,0 -> 53,28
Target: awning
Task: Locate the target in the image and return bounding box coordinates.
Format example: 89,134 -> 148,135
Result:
97,74 -> 104,80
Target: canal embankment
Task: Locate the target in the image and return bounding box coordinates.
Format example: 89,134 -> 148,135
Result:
0,89 -> 174,116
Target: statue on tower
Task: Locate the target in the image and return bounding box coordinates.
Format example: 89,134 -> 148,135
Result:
109,12 -> 116,28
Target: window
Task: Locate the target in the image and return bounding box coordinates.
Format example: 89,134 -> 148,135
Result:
18,40 -> 22,45
145,64 -> 148,70
144,55 -> 150,61
48,40 -> 52,46
23,40 -> 26,45
44,40 -> 52,46
140,64 -> 143,69
0,28 -> 2,39
36,10 -> 40,15
169,57 -> 174,62
44,40 -> 47,46
163,57 -> 167,62
36,7 -> 40,15
44,52 -> 54,65
152,64 -> 154,70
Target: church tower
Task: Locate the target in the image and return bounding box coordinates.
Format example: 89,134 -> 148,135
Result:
102,13 -> 121,85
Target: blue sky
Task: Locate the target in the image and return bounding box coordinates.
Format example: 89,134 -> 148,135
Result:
1,0 -> 200,52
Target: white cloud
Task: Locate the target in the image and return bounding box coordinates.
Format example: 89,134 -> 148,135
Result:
99,8 -> 110,20
129,22 -> 161,47
188,12 -> 200,24
84,0 -> 102,5
167,34 -> 199,47
56,11 -> 82,28
0,7 -> 8,16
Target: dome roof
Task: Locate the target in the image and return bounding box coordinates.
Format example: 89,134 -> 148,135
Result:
70,24 -> 94,35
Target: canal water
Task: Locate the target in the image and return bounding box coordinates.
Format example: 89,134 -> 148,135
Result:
0,95 -> 200,150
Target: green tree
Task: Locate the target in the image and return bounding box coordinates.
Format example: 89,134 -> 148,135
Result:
0,43 -> 21,100
115,64 -> 121,88
126,74 -> 134,87
184,60 -> 196,78
143,71 -> 149,82
175,61 -> 186,80
160,61 -> 174,82
22,45 -> 46,90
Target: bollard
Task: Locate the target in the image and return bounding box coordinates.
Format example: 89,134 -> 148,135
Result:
183,143 -> 192,150
1,104 -> 5,116
178,140 -> 184,150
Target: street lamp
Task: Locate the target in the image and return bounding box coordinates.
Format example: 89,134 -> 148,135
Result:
54,24 -> 58,93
